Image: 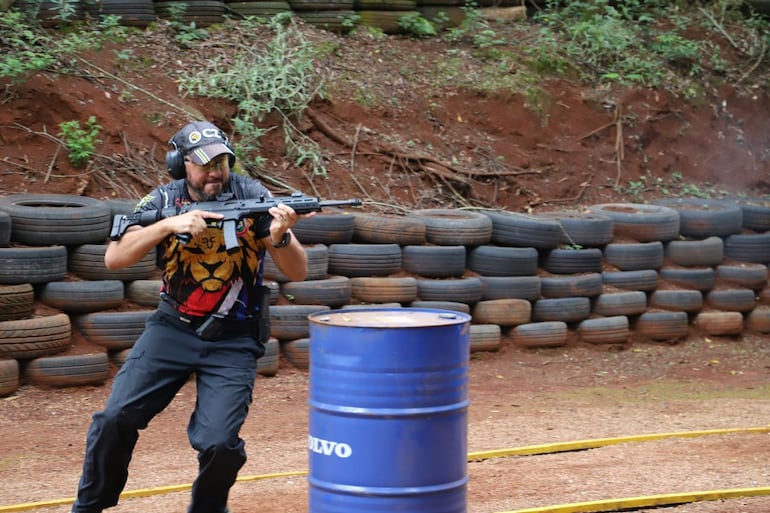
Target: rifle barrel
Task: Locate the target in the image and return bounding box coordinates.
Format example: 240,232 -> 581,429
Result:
319,199 -> 362,208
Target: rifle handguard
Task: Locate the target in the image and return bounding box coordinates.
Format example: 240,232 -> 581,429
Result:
109,193 -> 362,250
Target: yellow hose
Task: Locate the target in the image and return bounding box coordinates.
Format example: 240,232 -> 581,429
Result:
468,425 -> 770,461
496,487 -> 770,513
1,426 -> 767,513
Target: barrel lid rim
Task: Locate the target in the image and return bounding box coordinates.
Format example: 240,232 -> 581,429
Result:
308,307 -> 472,327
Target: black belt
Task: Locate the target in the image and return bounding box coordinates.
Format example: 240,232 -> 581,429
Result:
157,300 -> 258,340
157,300 -> 207,328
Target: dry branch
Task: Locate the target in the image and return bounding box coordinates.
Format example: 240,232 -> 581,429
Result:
306,107 -> 540,200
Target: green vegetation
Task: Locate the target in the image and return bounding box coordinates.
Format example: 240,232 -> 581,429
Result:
180,13 -> 328,176
0,6 -> 133,85
161,3 -> 210,46
614,171 -> 730,200
0,10 -> 88,83
58,116 -> 103,168
0,0 -> 767,179
398,12 -> 437,38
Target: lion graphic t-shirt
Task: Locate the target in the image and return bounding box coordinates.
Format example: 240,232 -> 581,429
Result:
135,174 -> 272,320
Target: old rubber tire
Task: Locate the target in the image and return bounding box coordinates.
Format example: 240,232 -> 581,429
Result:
257,338 -> 280,377
653,198 -> 743,238
0,314 -> 71,360
281,337 -> 310,371
635,311 -> 689,343
479,276 -> 541,301
747,307 -> 770,333
665,236 -> 724,267
292,213 -> 355,245
350,276 -> 418,303
415,277 -> 483,304
407,209 -> 492,246
327,244 -> 402,277
0,246 -> 68,284
602,270 -> 659,292
730,197 -> 770,232
0,284 -> 35,321
532,297 -> 591,322
540,273 -> 603,299
225,1 -> 292,16
0,193 -> 111,246
94,0 -> 155,26
705,288 -> 756,312
541,248 -> 603,275
716,264 -> 768,290
352,213 -> 426,245
592,291 -> 648,317
295,10 -> 357,32
659,267 -> 715,291
467,246 -> 538,277
0,358 -> 19,397
588,203 -> 680,242
269,305 -> 330,341
281,276 -> 352,308
577,316 -> 630,345
75,311 -> 153,350
357,10 -> 421,34
38,280 -> 125,313
408,300 -> 470,314
69,244 -> 157,281
694,311 -> 744,336
469,324 -> 501,352
483,211 -> 561,249
603,242 -> 664,271
471,298 -> 531,327
649,289 -> 703,313
265,244 -> 328,283
402,245 -> 466,278
0,211 -> 10,247
125,280 -> 162,307
724,232 -> 770,264
512,321 -> 568,348
22,352 -> 110,387
355,0 -> 416,9
536,211 -> 614,248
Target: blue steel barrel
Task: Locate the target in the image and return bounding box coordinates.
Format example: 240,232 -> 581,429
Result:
308,308 -> 471,513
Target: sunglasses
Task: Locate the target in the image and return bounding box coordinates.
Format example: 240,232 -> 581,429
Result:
185,155 -> 229,172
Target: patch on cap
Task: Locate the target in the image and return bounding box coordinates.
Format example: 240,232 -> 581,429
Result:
188,143 -> 233,166
171,121 -> 234,165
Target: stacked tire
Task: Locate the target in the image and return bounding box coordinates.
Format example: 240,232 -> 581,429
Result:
288,0 -> 357,33
0,194 -> 151,396
2,194 -> 770,395
154,0 -> 227,26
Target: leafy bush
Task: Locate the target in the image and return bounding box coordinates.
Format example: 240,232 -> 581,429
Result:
0,9 -> 127,86
181,14 -> 328,175
58,116 -> 103,169
530,0 -> 768,89
398,13 -> 437,38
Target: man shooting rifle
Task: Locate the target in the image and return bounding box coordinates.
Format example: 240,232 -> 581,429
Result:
70,120 -> 358,513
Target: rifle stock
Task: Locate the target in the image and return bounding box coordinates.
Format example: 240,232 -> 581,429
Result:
109,192 -> 362,250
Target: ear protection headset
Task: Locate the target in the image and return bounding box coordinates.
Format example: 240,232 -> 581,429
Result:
165,123 -> 236,180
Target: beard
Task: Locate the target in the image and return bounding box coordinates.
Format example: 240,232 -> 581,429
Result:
188,179 -> 224,201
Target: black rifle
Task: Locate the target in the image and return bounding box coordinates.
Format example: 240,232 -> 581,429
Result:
110,192 -> 362,251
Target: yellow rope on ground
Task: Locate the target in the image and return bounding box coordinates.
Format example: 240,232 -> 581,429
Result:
1,426 -> 767,513
496,487 -> 770,513
468,426 -> 770,461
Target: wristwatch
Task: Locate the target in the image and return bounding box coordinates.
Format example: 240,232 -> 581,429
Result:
270,231 -> 291,248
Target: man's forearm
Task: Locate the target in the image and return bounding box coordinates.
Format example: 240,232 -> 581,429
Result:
104,223 -> 169,270
266,230 -> 308,282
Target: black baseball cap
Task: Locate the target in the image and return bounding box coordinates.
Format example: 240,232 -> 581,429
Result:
170,121 -> 234,166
